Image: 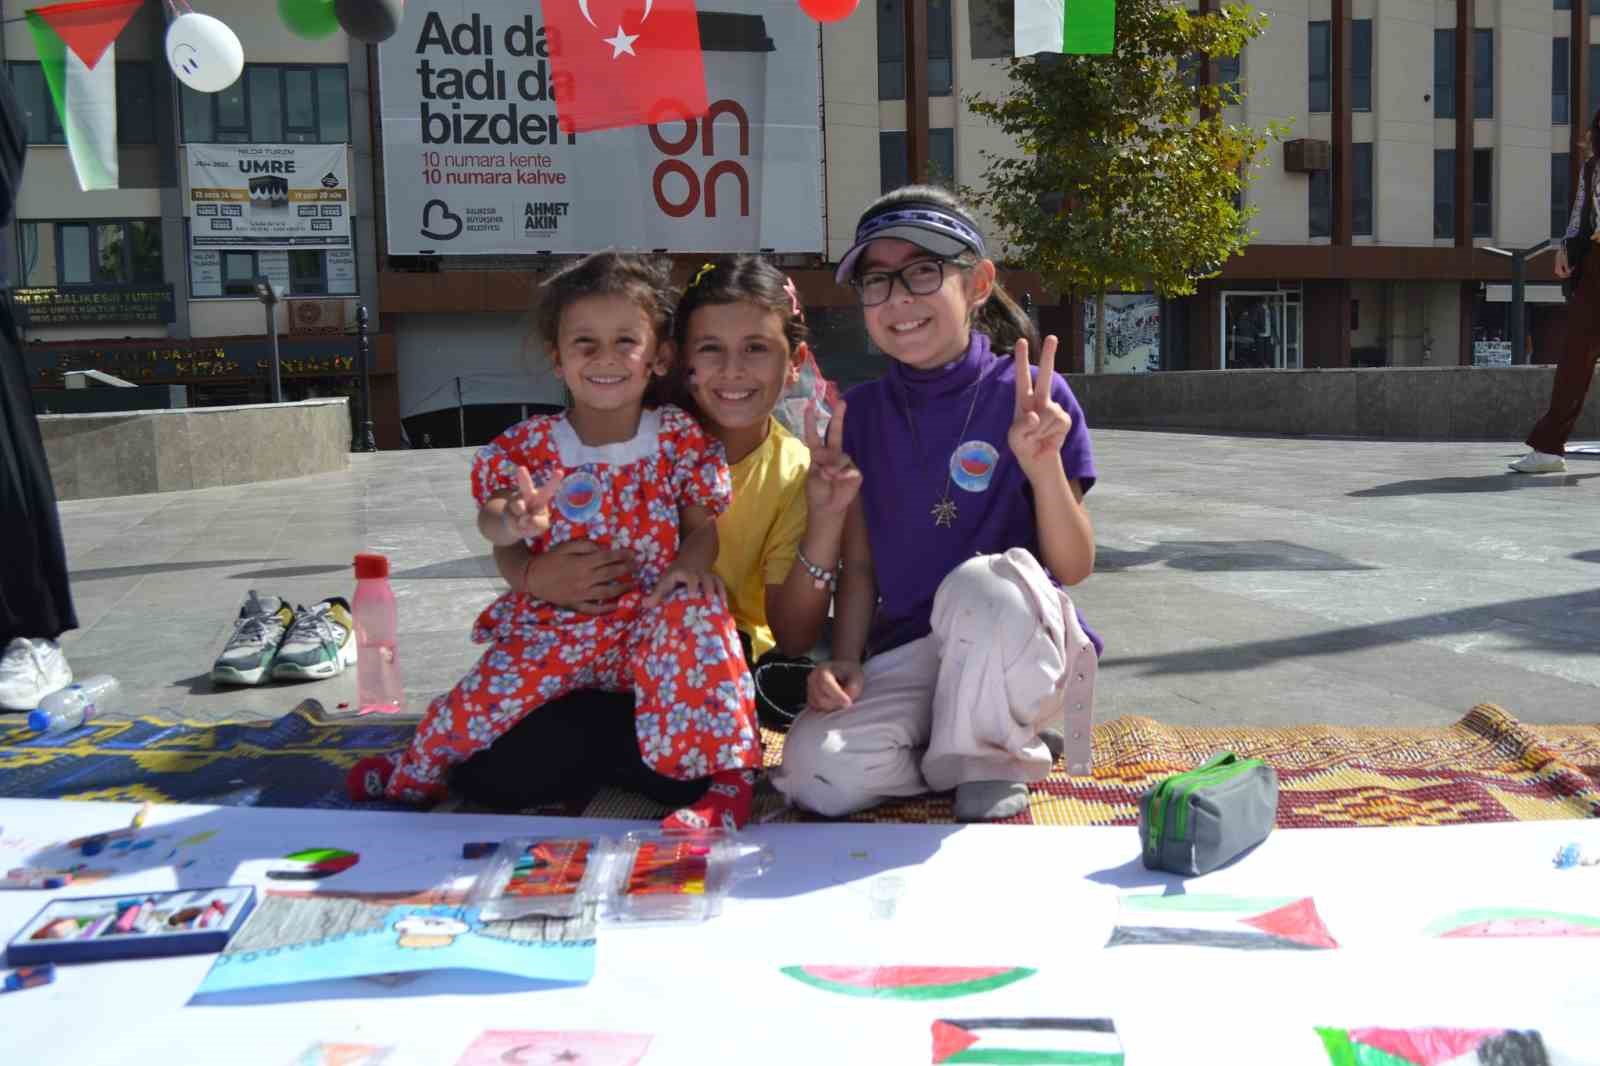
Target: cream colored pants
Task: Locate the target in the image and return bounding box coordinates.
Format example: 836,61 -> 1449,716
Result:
772,549 -> 1097,817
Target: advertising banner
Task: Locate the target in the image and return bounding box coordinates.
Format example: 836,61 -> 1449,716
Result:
187,144 -> 352,250
377,0 -> 823,254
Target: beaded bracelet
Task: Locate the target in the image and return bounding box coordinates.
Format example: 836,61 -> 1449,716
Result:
796,547 -> 840,591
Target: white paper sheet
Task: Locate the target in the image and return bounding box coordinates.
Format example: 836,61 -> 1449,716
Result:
2,800 -> 1598,1065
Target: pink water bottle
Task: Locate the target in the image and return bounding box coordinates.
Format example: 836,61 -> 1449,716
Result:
352,553 -> 403,716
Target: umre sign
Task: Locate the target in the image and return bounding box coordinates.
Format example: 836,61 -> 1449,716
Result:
11,285 -> 177,327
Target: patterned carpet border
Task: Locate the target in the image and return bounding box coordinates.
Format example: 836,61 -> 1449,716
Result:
2,701 -> 1596,827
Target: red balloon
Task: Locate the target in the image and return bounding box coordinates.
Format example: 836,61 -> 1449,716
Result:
799,0 -> 859,23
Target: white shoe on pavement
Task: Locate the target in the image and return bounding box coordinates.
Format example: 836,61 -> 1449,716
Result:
1508,451 -> 1568,474
0,637 -> 74,711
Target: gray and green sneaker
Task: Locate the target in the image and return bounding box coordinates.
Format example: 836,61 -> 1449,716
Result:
272,597 -> 357,682
211,591 -> 295,686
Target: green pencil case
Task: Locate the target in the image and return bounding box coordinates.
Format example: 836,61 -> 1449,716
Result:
1138,752 -> 1278,876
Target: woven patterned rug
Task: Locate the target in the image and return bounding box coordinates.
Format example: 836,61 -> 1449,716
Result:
3,702 -> 1595,827
585,704 -> 1600,826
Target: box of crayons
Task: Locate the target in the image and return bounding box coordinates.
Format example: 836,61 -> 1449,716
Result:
6,886 -> 256,965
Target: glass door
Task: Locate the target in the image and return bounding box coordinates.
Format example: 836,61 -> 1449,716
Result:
1221,291 -> 1291,369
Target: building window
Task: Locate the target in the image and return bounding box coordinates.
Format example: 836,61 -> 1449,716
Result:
1434,30 -> 1455,119
7,62 -> 156,146
1553,1 -> 1600,12
1352,20 -> 1372,112
879,128 -> 956,193
1553,152 -> 1572,239
181,64 -> 349,143
967,0 -> 1011,60
28,220 -> 164,287
289,250 -> 328,295
878,0 -> 953,101
1309,169 -> 1331,239
1553,38 -> 1571,124
1473,148 -> 1493,237
1217,54 -> 1241,94
1353,143 -> 1374,236
1590,45 -> 1600,124
1308,21 -> 1331,113
1473,29 -> 1494,119
1434,149 -> 1455,239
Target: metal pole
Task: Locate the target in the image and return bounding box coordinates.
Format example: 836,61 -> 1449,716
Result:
1509,251 -> 1526,366
355,305 -> 377,451
266,300 -> 283,403
456,375 -> 465,447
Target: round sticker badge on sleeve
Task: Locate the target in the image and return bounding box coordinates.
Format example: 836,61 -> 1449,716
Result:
950,441 -> 999,493
555,469 -> 604,524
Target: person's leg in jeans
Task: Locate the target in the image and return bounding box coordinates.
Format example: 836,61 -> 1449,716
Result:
1524,267 -> 1600,460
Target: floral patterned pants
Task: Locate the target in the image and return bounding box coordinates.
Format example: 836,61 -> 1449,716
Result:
384,592 -> 761,804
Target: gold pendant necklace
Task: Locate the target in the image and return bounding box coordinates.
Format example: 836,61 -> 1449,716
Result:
928,372 -> 986,528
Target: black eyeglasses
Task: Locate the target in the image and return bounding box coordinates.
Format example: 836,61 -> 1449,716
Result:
851,259 -> 949,307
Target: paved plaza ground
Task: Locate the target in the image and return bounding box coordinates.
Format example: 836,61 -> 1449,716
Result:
38,430 -> 1600,729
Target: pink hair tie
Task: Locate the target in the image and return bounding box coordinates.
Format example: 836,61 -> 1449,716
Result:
783,277 -> 804,320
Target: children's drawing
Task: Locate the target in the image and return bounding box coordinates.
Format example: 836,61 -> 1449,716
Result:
932,1017 -> 1123,1064
192,894 -> 595,998
1107,894 -> 1339,950
1316,1026 -> 1552,1066
267,848 -> 360,880
293,1043 -> 392,1066
1425,908 -> 1600,939
454,1030 -> 651,1066
780,965 -> 1036,1001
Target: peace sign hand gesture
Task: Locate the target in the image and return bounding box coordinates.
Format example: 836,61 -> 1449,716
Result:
802,399 -> 862,522
500,465 -> 565,544
1007,335 -> 1073,484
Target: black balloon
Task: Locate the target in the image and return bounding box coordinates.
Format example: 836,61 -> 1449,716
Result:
334,0 -> 402,43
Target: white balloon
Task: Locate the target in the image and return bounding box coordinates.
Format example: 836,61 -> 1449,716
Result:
165,13 -> 244,94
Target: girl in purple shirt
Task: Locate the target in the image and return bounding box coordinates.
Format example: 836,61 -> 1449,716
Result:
771,185 -> 1101,822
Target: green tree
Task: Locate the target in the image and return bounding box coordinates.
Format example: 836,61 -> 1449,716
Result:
966,1 -> 1278,373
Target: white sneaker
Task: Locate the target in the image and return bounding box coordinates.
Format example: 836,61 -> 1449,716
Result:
0,637 -> 73,711
1508,451 -> 1568,474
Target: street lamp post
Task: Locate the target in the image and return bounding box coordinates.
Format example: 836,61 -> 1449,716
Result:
1483,241 -> 1555,366
253,277 -> 283,402
354,305 -> 377,452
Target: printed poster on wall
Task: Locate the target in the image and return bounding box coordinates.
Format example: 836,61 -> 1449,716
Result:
376,0 -> 824,254
187,144 -> 352,250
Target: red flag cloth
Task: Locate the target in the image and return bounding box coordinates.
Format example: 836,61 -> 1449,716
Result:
27,0 -> 141,67
545,0 -> 708,133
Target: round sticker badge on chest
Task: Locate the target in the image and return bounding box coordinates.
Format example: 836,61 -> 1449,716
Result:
555,470 -> 604,524
950,440 -> 1000,493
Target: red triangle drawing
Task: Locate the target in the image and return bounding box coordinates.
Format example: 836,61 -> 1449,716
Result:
30,0 -> 143,69
1241,897 -> 1340,948
930,1021 -> 981,1064
1349,1028 -> 1503,1066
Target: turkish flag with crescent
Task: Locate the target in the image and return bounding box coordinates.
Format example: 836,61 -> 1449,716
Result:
545,0 -> 708,134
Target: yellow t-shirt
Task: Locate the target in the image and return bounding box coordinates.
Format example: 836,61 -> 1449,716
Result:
714,417 -> 811,661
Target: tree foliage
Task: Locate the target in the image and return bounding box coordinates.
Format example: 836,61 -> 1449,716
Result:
966,1 -> 1278,308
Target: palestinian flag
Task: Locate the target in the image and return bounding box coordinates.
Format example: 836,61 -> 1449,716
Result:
24,0 -> 142,191
1106,894 -> 1340,950
780,965 -> 1036,1001
1316,1026 -> 1553,1066
1014,0 -> 1115,57
1426,907 -> 1600,939
932,1018 -> 1124,1065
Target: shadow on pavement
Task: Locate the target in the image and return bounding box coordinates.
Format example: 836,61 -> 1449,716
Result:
1348,473 -> 1600,497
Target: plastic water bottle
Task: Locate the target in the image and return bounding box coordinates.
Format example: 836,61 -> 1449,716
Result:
353,552 -> 403,716
30,675 -> 120,735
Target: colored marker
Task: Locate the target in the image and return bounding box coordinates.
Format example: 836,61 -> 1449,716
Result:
31,918 -> 80,941
81,913 -> 115,939
1,964 -> 55,993
197,899 -> 226,929
0,869 -> 71,890
462,841 -> 499,859
113,902 -> 145,934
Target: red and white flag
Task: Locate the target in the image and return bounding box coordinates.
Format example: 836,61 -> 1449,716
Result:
545,0 -> 708,133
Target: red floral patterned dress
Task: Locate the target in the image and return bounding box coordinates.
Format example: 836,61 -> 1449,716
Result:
384,405 -> 761,804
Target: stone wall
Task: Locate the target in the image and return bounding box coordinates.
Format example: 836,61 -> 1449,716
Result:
39,398 -> 351,500
1064,366 -> 1600,440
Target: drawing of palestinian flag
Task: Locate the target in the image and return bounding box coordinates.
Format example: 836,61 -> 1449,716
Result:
24,0 -> 142,191
932,1018 -> 1124,1065
780,965 -> 1036,1001
1106,894 -> 1340,950
1316,1026 -> 1554,1066
1425,907 -> 1600,938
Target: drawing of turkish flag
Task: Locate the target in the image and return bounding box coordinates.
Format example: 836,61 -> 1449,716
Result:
545,0 -> 708,133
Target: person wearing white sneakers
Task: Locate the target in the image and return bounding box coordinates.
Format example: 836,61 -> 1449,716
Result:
1512,107 -> 1600,475
0,75 -> 77,712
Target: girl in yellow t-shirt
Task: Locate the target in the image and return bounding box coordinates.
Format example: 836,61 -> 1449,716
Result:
457,255 -> 858,813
